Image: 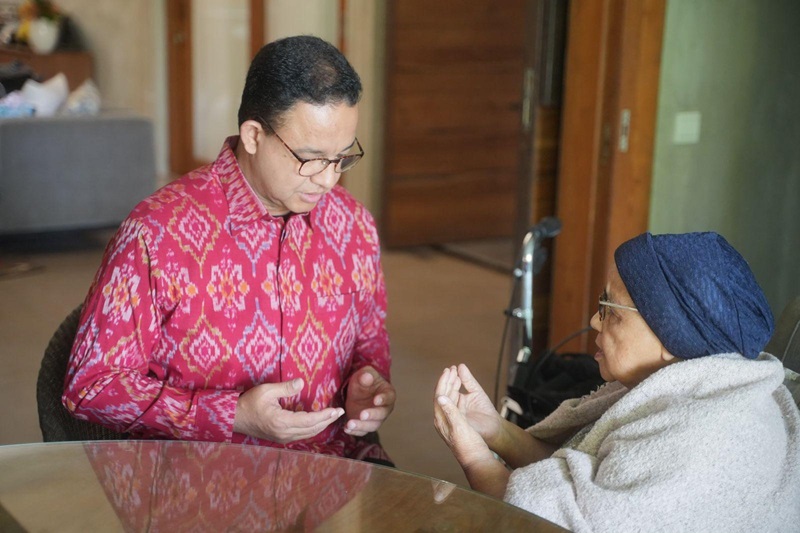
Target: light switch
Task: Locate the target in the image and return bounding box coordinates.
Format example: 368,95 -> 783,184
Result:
673,111 -> 701,145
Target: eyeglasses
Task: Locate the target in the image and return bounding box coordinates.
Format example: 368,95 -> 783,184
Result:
259,118 -> 364,177
598,289 -> 639,321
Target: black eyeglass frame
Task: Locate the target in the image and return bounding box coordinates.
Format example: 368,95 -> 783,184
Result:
257,117 -> 364,177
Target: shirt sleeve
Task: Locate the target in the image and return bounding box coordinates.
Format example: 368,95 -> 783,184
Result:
63,218 -> 240,441
349,210 -> 391,383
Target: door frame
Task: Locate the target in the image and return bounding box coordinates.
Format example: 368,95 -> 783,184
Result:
548,0 -> 666,351
515,0 -> 569,245
166,0 -> 266,176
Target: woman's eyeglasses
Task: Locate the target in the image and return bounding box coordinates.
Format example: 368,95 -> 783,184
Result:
598,289 -> 639,321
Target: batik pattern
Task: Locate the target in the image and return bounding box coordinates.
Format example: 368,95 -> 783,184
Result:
64,137 -> 391,460
85,441 -> 371,531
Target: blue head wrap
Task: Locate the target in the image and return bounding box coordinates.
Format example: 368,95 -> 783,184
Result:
614,232 -> 774,359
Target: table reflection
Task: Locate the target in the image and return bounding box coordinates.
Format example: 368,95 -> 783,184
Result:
0,441 -> 566,532
86,440 -> 368,531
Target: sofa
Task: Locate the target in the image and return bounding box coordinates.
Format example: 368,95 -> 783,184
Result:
0,110 -> 156,234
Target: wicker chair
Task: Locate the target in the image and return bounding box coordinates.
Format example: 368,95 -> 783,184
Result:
36,305 -> 127,441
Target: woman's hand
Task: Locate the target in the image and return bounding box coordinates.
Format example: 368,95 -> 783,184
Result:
436,364 -> 505,449
434,369 -> 510,498
434,389 -> 494,469
435,364 -> 558,472
434,365 -> 496,465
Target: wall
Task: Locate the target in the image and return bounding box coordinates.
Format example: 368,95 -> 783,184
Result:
342,0 -> 386,214
16,1 -> 383,209
264,0 -> 386,214
266,0 -> 337,43
48,0 -> 168,178
191,0 -> 249,161
650,0 -> 800,315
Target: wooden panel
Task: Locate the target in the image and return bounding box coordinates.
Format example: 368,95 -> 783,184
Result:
382,0 -> 565,361
384,173 -> 517,247
0,45 -> 92,89
249,0 -> 264,58
169,0 -> 263,176
606,0 -> 665,250
527,99 -> 561,359
166,0 -> 200,176
382,0 -> 526,247
547,0 -> 607,353
549,0 -> 666,352
587,0 -> 624,311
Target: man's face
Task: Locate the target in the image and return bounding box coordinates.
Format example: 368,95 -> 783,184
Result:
239,101 -> 359,216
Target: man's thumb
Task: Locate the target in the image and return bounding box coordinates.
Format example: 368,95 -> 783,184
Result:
359,368 -> 376,387
278,378 -> 303,397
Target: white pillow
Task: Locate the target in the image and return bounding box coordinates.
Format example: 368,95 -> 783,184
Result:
20,72 -> 69,117
63,78 -> 101,115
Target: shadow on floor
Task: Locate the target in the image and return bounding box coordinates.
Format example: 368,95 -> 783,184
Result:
438,237 -> 517,274
0,228 -> 114,279
0,227 -> 115,254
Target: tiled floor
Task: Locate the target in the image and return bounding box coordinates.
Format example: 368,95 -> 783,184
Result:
0,235 -> 513,487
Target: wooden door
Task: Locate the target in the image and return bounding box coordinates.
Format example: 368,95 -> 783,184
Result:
548,0 -> 666,352
381,1 -> 528,247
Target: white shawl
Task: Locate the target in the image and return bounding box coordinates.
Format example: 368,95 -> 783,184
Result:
504,353 -> 800,533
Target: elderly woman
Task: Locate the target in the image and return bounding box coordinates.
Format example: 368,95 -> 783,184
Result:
434,232 -> 800,532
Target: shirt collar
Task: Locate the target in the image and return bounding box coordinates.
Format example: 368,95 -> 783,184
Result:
215,136 -> 313,235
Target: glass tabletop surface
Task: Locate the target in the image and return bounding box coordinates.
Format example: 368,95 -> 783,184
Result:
0,440 -> 567,532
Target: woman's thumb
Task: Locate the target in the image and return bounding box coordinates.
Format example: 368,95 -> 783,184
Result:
437,395 -> 458,417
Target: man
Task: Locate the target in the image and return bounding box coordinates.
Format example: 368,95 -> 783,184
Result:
64,36 -> 395,463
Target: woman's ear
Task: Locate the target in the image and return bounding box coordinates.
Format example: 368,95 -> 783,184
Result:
239,120 -> 262,155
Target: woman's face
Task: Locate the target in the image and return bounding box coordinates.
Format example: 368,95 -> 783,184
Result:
589,263 -> 675,388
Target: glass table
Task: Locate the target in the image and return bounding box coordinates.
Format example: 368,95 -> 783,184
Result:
0,441 -> 567,531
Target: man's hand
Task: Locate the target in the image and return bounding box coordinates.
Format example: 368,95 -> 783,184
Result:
233,378 -> 344,443
344,366 -> 396,436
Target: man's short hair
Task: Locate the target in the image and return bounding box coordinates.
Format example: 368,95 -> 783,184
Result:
237,35 -> 362,128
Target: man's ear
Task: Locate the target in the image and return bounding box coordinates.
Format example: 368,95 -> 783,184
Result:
239,120 -> 263,155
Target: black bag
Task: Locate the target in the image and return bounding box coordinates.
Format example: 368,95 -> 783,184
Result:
506,352 -> 605,427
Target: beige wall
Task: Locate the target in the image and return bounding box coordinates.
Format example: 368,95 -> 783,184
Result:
191,0 -> 249,161
47,0 -> 168,178
12,1 -> 383,208
342,0 -> 386,215
264,0 -> 385,212
266,0 -> 338,43
650,0 -> 800,315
